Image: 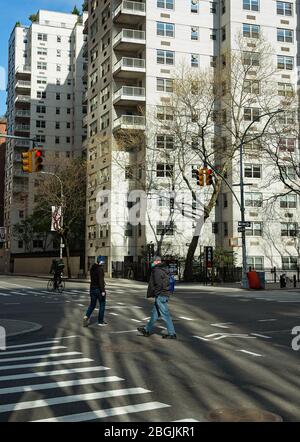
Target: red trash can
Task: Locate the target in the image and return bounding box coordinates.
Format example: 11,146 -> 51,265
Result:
247,271 -> 260,289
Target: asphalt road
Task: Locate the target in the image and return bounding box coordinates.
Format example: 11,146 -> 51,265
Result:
0,275 -> 300,422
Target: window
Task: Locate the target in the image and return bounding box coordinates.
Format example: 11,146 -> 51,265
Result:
281,222 -> 298,237
56,93 -> 61,100
57,35 -> 61,43
156,135 -> 174,149
18,241 -> 24,249
243,52 -> 260,66
212,222 -> 218,234
248,256 -> 264,270
244,80 -> 260,94
277,1 -> 293,16
245,192 -> 263,207
156,78 -> 173,92
67,94 -> 71,100
37,91 -> 46,99
211,29 -> 217,40
156,221 -> 175,236
157,50 -> 174,65
243,0 -> 259,11
191,54 -> 199,68
37,62 -> 47,70
157,106 -> 173,121
210,2 -> 217,13
56,108 -> 60,115
57,49 -> 61,57
38,33 -> 47,41
278,138 -> 295,152
221,0 -> 226,13
223,193 -> 228,208
278,82 -> 293,97
157,0 -> 174,9
125,222 -> 133,237
244,107 -> 260,122
33,240 -> 43,249
280,165 -> 296,180
243,23 -> 260,38
35,135 -> 45,143
277,28 -> 293,43
244,164 -> 261,178
224,222 -> 228,237
221,26 -> 226,41
191,0 -> 199,13
36,105 -> 46,114
156,163 -> 174,177
101,112 -> 109,130
56,79 -> 61,86
37,79 -> 47,85
278,111 -> 295,125
282,256 -> 298,270
157,22 -> 175,37
277,55 -> 294,70
191,27 -> 199,40
246,222 -> 263,236
90,95 -> 98,112
280,194 -> 297,209
125,166 -> 134,180
37,48 -> 47,56
55,136 -> 60,144
55,122 -> 60,129
36,120 -> 46,128
57,64 -> 61,72
19,210 -> 24,219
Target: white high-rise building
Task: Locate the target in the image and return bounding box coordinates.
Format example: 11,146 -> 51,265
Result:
5,10 -> 88,262
84,0 -> 300,278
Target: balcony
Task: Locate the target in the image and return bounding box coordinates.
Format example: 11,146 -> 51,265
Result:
15,124 -> 30,133
15,95 -> 31,105
113,57 -> 146,78
13,184 -> 28,194
113,115 -> 145,131
114,86 -> 145,106
113,29 -> 146,51
83,115 -> 89,128
15,66 -> 31,78
113,1 -> 146,24
13,139 -> 31,149
15,80 -> 31,91
15,110 -> 31,118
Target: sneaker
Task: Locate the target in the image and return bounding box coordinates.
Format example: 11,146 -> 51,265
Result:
83,317 -> 89,327
98,321 -> 108,326
137,326 -> 150,337
162,334 -> 177,339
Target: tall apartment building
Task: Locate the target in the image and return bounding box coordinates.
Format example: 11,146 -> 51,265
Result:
84,0 -> 300,276
5,10 -> 87,263
0,118 -> 7,228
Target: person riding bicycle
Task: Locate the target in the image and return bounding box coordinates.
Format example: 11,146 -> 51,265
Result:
50,259 -> 65,290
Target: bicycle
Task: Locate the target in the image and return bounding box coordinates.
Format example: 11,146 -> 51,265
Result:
47,274 -> 65,293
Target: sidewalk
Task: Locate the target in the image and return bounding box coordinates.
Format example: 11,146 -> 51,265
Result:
0,319 -> 42,338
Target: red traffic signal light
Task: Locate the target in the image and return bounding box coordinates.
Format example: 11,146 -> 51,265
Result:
206,169 -> 213,186
34,149 -> 44,172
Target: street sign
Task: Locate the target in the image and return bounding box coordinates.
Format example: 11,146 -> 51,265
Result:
238,221 -> 251,228
0,227 -> 6,243
204,246 -> 213,268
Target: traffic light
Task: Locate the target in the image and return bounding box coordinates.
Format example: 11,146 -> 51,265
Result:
206,169 -> 213,186
34,149 -> 44,172
197,168 -> 204,186
21,150 -> 33,173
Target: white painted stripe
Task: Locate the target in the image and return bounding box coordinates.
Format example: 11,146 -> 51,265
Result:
131,319 -> 142,323
193,336 -> 209,341
179,317 -> 194,321
0,366 -> 110,382
0,346 -> 66,356
10,292 -> 28,296
211,322 -> 232,328
77,304 -> 85,307
0,282 -> 32,289
143,317 -> 150,321
158,326 -> 167,330
258,319 -> 277,322
4,337 -> 77,350
117,302 -> 125,305
0,387 -> 151,414
0,358 -> 92,372
173,419 -> 199,422
251,333 -> 272,339
0,376 -> 124,395
32,402 -> 170,422
237,350 -> 263,357
0,351 -> 81,363
109,313 -> 119,316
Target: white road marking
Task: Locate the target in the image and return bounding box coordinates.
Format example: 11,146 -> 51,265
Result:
3,336 -> 78,350
211,322 -> 232,329
251,333 -> 272,339
0,358 -> 93,371
77,304 -> 85,307
0,376 -> 124,395
0,366 -> 110,382
237,350 -> 263,357
131,319 -> 142,323
143,317 -> 150,321
0,282 -> 32,289
0,351 -> 81,363
258,319 -> 277,322
109,313 -> 119,316
179,317 -> 194,321
193,336 -> 210,341
0,387 -> 151,414
117,302 -> 125,305
0,346 -> 66,356
32,402 -> 170,422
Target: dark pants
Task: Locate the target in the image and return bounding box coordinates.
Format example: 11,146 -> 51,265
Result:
54,272 -> 62,289
86,287 -> 106,323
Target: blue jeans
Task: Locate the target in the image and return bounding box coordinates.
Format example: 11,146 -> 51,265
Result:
86,288 -> 106,323
145,295 -> 176,335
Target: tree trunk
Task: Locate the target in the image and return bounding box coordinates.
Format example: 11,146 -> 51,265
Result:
183,235 -> 199,281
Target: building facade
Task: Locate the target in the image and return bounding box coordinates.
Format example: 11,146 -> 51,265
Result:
84,0 -> 300,277
0,118 -> 6,228
5,10 -> 87,265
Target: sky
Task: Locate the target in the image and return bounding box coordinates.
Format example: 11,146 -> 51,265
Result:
0,0 -> 79,117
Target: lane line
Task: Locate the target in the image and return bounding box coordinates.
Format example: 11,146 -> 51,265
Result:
237,350 -> 263,357
0,358 -> 93,372
0,376 -> 124,395
193,336 -> 210,341
258,319 -> 277,322
0,366 -> 110,382
251,333 -> 272,339
0,351 -> 81,363
0,387 -> 151,414
31,402 -> 170,423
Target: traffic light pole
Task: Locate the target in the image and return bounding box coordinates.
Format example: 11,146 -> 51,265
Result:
40,172 -> 64,260
239,143 -> 249,290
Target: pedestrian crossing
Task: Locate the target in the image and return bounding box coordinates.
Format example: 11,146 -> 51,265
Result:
0,336 -> 197,422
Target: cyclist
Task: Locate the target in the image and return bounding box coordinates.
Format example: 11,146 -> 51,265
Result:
50,259 -> 65,290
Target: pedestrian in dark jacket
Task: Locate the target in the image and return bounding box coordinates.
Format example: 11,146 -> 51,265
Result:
83,256 -> 108,327
138,256 -> 176,339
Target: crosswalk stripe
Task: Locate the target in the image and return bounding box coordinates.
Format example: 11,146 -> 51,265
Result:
31,401 -> 170,422
0,366 -> 110,382
173,418 -> 199,422
0,346 -> 66,356
0,387 -> 151,414
0,358 -> 93,371
0,351 -> 81,363
10,292 -> 28,296
4,337 -> 77,350
0,376 -> 124,395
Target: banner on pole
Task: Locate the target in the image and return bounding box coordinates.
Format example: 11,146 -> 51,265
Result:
51,206 -> 62,232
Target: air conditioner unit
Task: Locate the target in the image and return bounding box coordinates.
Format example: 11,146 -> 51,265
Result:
285,213 -> 293,218
249,211 -> 258,217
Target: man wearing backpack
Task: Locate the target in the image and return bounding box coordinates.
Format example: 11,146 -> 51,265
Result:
137,256 -> 176,339
83,256 -> 107,327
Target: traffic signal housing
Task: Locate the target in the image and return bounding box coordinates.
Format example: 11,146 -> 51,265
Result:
21,150 -> 33,173
197,168 -> 204,186
206,169 -> 213,186
34,149 -> 44,172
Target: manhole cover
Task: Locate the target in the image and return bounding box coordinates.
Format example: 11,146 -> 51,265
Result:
206,408 -> 282,422
101,344 -> 153,353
